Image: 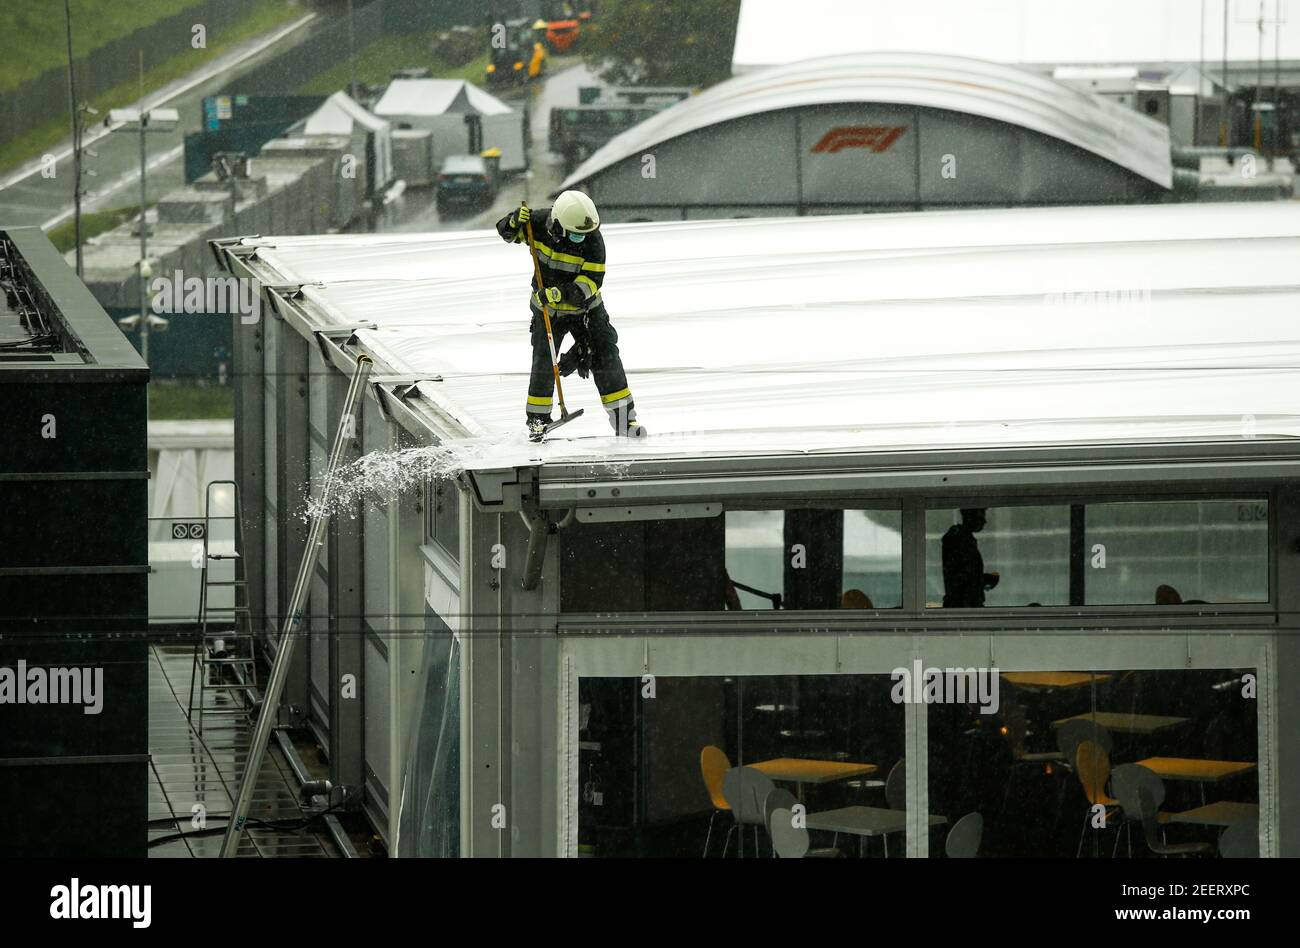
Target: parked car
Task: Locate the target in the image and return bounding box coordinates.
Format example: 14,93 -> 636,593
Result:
435,154 -> 498,212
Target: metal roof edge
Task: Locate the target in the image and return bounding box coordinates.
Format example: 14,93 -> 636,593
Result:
532,439 -> 1300,507
216,237 -> 475,449
3,226 -> 148,376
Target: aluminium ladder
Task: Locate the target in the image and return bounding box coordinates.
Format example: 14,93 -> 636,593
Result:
187,479 -> 258,731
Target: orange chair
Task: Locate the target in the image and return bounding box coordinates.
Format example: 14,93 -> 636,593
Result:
1074,739 -> 1120,857
700,745 -> 732,857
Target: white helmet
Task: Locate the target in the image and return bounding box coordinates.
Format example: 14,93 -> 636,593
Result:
551,189 -> 600,235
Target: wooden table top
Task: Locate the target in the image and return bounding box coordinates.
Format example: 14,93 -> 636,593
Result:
1169,801 -> 1259,827
749,758 -> 878,784
1051,712 -> 1190,735
1136,757 -> 1257,782
1002,672 -> 1112,690
805,805 -> 947,837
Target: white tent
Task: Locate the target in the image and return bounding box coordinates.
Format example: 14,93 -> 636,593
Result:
305,91 -> 395,194
372,79 -> 527,172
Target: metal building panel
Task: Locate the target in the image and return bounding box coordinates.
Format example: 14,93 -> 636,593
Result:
682,205 -> 798,219
1018,128 -> 1138,202
310,571 -> 331,737
798,103 -> 918,205
589,111 -> 800,206
364,634 -> 391,804
917,110 -> 1024,204
362,395 -> 391,640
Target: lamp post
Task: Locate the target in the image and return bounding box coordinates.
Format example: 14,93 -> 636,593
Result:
347,0 -> 357,100
63,0 -> 82,276
105,106 -> 178,364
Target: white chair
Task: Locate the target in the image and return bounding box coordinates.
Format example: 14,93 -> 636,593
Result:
1218,819 -> 1258,858
944,812 -> 984,858
721,766 -> 776,858
769,807 -> 842,859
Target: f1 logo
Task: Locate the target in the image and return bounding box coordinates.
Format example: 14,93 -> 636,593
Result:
810,126 -> 907,154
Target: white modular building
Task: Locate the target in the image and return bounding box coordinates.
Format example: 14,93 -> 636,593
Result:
372,79 -> 529,174
214,201 -> 1300,857
304,91 -> 396,198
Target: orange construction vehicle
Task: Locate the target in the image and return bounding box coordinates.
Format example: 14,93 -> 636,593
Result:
537,1 -> 597,54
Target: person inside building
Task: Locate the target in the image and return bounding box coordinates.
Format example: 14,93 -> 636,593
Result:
496,191 -> 644,441
1155,584 -> 1183,605
842,588 -> 875,609
942,508 -> 1000,607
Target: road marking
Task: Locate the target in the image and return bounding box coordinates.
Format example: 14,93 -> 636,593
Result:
0,13 -> 317,193
42,144 -> 185,230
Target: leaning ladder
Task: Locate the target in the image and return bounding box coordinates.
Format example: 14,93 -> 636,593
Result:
187,479 -> 257,731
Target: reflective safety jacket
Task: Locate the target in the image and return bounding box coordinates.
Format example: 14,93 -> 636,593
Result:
496,206 -> 606,315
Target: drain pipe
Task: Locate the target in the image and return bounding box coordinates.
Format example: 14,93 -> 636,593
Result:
521,505 -> 576,591
220,354 -> 373,857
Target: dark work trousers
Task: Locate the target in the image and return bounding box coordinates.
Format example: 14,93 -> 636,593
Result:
526,303 -> 636,428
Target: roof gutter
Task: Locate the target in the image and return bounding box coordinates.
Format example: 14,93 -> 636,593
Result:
525,439 -> 1300,508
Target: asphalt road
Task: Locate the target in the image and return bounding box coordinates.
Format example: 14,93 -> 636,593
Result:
0,10 -> 329,229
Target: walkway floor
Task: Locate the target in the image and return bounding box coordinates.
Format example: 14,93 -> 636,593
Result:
147,644 -> 331,857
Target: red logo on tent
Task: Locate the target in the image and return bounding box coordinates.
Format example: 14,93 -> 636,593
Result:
810,126 -> 907,154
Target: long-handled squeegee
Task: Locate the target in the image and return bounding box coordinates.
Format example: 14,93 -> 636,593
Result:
219,353 -> 373,857
523,204 -> 583,437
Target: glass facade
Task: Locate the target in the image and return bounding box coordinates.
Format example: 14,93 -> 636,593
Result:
578,674 -> 905,858
558,490 -> 1277,858
1084,500 -> 1269,605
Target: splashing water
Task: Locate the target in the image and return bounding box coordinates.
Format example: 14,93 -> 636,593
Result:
296,429 -> 644,523
299,441 -> 489,521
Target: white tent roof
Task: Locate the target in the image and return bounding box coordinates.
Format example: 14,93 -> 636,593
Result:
372,78 -> 513,118
304,91 -> 390,136
560,52 -> 1173,192
464,83 -> 513,116
733,0 -> 1300,70
237,202 -> 1300,473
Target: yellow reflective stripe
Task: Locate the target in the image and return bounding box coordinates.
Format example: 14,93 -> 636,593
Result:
574,275 -> 599,298
600,387 -> 631,405
550,249 -> 585,266
581,261 -> 605,272
527,395 -> 553,406
532,242 -> 585,267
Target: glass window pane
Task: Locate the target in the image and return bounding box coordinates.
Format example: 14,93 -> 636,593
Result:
724,511 -> 783,609
843,510 -> 903,609
430,481 -> 460,558
926,506 -> 1070,607
577,673 -> 904,857
1084,500 -> 1268,605
722,509 -> 902,611
971,667 -> 1260,858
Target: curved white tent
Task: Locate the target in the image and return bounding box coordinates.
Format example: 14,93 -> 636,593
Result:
560,51 -> 1172,195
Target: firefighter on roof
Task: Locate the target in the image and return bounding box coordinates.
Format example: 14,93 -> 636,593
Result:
497,190 -> 644,440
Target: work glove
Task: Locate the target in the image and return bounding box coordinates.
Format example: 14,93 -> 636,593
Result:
559,341 -> 591,379
544,286 -> 564,305
509,204 -> 531,229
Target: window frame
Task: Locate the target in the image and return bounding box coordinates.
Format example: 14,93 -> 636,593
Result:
558,485 -> 1278,623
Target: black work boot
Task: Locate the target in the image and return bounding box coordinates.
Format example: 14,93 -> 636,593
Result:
607,404 -> 646,438
526,415 -> 552,442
